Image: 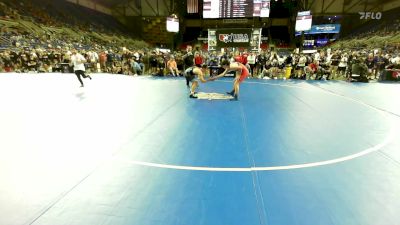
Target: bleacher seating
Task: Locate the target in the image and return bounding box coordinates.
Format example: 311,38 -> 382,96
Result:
143,17 -> 169,46
0,0 -> 148,51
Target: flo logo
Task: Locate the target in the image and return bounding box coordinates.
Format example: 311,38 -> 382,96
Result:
359,12 -> 382,20
218,33 -> 249,43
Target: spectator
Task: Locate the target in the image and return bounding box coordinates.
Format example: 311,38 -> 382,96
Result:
183,46 -> 194,69
167,56 -> 179,76
374,52 -> 388,80
194,52 -> 203,67
338,53 -> 348,78
149,51 -> 158,74
175,53 -> 184,72
99,51 -> 107,72
305,60 -> 319,80
247,53 -> 256,77
350,58 -> 369,82
365,53 -> 375,79
130,58 -> 142,76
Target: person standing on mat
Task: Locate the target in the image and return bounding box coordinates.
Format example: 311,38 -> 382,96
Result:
71,49 -> 91,87
183,46 -> 194,87
184,64 -> 209,98
210,60 -> 249,101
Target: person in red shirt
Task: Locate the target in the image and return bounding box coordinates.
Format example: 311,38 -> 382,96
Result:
234,52 -> 242,63
99,51 -> 107,72
305,60 -> 319,79
241,52 -> 248,65
194,52 -> 203,67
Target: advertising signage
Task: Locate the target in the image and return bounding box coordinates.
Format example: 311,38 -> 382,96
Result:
216,29 -> 252,47
295,24 -> 341,36
311,24 -> 341,33
166,17 -> 179,33
203,0 -> 270,19
295,15 -> 312,32
297,11 -> 311,16
316,38 -> 329,46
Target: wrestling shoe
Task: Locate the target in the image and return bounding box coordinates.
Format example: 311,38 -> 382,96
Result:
226,90 -> 234,96
229,95 -> 238,101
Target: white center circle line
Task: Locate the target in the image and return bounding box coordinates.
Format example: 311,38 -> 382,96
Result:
114,80 -> 396,172
114,125 -> 394,172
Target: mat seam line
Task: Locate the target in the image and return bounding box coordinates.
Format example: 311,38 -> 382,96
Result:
112,96 -> 184,158
28,95 -> 184,224
307,82 -> 400,119
377,150 -> 400,167
239,102 -> 268,225
27,166 -> 100,225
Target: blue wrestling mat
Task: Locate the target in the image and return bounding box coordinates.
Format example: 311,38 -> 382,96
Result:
0,73 -> 399,225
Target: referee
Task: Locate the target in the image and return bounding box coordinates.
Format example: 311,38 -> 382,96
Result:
71,49 -> 92,87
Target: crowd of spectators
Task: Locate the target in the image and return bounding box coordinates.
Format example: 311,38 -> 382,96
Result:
1,0 -> 399,82
0,0 -> 151,74
345,18 -> 400,41
0,0 -> 127,35
170,47 -> 400,82
1,40 -> 400,82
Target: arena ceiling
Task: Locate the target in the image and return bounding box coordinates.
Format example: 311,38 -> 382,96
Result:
93,0 -> 397,7
92,0 -> 173,17
305,0 -> 400,15
91,0 -> 124,7
92,0 -> 174,9
81,0 -> 400,16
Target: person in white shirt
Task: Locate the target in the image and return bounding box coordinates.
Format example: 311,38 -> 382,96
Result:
390,55 -> 400,65
71,49 -> 92,87
314,51 -> 321,63
247,53 -> 256,77
338,54 -> 348,77
296,54 -> 307,79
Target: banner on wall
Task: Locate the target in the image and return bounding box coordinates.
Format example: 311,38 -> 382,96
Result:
208,29 -> 217,51
316,38 -> 329,46
208,28 -> 261,51
295,24 -> 341,36
216,29 -> 252,47
311,24 -> 341,34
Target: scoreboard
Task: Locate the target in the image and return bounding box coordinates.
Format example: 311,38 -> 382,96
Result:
203,0 -> 270,19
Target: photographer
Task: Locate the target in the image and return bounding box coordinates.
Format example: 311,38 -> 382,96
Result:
350,57 -> 369,82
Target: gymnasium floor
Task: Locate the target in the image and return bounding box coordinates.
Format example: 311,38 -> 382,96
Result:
0,73 -> 399,225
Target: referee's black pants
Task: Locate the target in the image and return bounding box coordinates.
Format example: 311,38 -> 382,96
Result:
75,70 -> 88,86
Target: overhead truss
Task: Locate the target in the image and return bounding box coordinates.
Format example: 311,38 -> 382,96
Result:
113,0 -> 174,17
297,0 -> 400,16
